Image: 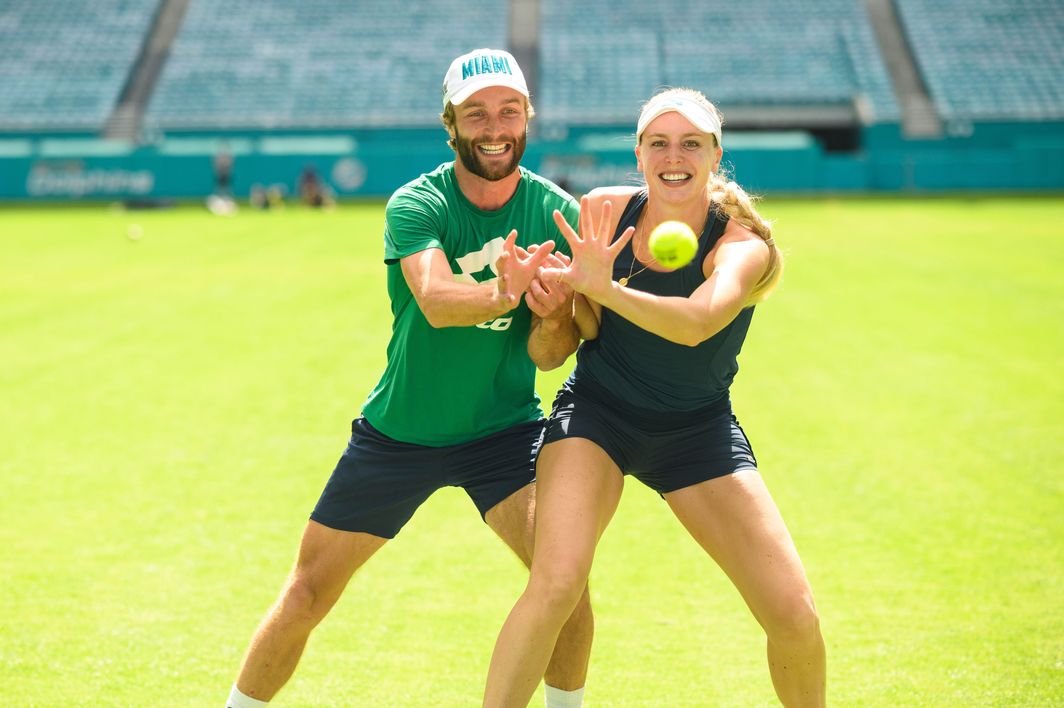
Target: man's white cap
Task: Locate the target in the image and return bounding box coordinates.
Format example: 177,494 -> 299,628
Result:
636,93 -> 723,147
442,48 -> 529,108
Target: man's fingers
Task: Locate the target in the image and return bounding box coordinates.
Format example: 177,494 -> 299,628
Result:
525,281 -> 547,310
499,229 -> 518,263
539,254 -> 564,270
529,278 -> 550,301
524,291 -> 549,318
494,249 -> 511,276
498,272 -> 517,304
526,240 -> 556,271
538,251 -> 571,270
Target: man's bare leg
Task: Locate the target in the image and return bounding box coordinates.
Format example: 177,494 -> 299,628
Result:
231,521 -> 387,702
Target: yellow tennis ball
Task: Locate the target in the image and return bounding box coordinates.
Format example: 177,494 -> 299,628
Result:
648,220 -> 698,269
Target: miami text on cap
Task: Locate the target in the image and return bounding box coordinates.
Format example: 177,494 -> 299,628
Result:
443,48 -> 529,108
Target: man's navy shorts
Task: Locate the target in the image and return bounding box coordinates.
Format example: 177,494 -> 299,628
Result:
542,379 -> 758,495
310,417 -> 543,539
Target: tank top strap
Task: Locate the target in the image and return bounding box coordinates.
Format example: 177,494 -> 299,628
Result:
615,190 -> 648,236
696,205 -> 729,262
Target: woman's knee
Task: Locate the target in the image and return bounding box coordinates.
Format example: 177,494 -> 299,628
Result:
763,592 -> 822,646
527,562 -> 590,613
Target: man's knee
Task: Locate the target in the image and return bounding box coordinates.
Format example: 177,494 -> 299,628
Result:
276,573 -> 335,630
279,522 -> 385,629
563,585 -> 594,629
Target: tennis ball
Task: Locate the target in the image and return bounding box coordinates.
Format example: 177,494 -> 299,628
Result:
127,223 -> 143,241
649,221 -> 698,269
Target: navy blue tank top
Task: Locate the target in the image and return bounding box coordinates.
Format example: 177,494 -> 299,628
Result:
570,191 -> 754,412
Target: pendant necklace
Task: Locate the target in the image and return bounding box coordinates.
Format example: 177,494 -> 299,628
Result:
619,215 -> 652,287
619,207 -> 710,286
618,259 -> 649,288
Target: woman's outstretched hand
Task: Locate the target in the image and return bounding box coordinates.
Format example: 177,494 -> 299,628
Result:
541,196 -> 635,303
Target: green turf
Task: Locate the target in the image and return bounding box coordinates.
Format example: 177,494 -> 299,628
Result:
1,197 -> 1061,706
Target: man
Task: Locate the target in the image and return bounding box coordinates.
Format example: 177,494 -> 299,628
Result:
226,48 -> 593,708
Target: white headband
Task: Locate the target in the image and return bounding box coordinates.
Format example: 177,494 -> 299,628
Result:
636,94 -> 722,147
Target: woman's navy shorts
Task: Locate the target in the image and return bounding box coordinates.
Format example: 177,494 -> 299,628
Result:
542,379 -> 758,494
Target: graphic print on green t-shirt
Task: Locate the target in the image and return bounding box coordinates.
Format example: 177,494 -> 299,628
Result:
361,163 -> 578,447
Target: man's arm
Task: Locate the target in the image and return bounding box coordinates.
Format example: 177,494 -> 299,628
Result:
573,294 -> 601,341
401,230 -> 555,329
526,250 -> 580,371
401,248 -> 512,328
528,311 -> 579,372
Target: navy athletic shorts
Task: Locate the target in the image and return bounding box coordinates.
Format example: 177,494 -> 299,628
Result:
310,417 -> 543,539
542,379 -> 758,495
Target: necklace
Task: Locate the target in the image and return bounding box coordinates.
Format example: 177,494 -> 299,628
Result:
618,207 -> 711,286
618,215 -> 653,287
619,259 -> 649,288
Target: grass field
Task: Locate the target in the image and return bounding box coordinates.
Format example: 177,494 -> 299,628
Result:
1,197 -> 1062,706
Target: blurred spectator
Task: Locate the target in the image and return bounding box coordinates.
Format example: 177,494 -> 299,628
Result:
208,147 -> 238,215
267,184 -> 288,209
213,148 -> 234,197
250,184 -> 270,210
298,164 -> 336,209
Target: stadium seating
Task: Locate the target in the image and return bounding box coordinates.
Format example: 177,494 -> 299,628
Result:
2,0 -> 1061,133
0,0 -> 158,131
539,0 -> 900,125
539,28 -> 662,125
143,0 -> 504,130
895,0 -> 1064,121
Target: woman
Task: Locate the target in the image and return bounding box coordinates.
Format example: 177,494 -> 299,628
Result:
483,88 -> 826,707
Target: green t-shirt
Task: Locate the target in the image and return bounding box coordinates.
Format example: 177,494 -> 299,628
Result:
360,162 -> 578,446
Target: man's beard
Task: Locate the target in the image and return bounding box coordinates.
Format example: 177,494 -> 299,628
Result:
455,130 -> 527,181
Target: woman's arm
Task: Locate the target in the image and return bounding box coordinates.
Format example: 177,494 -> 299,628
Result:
595,221 -> 770,346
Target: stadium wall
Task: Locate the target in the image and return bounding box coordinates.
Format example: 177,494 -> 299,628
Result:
1,122 -> 1062,201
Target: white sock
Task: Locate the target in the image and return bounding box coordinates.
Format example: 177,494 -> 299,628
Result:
544,684 -> 584,708
227,684 -> 268,708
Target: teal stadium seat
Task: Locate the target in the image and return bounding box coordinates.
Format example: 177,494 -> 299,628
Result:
539,0 -> 900,125
6,1 -> 1057,134
144,0 -> 504,130
896,0 -> 1064,120
0,0 -> 157,131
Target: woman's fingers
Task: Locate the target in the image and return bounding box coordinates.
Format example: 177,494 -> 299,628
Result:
552,210 -> 581,249
609,225 -> 636,254
596,200 -> 612,241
